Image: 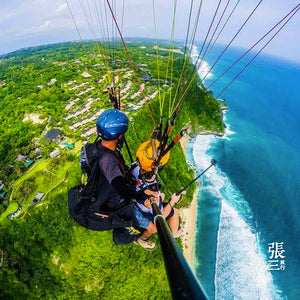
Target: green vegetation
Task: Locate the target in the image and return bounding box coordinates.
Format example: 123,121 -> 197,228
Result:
0,202 -> 18,223
0,40 -> 224,299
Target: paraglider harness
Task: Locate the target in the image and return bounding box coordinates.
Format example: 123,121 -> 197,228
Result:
103,86 -> 119,110
68,140 -> 137,240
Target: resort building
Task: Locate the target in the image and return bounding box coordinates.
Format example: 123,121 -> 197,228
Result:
7,203 -> 22,220
49,149 -> 60,159
30,192 -> 45,206
48,78 -> 57,86
44,129 -> 62,141
81,71 -> 92,78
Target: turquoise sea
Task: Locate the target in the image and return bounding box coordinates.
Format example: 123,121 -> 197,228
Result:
187,44 -> 300,299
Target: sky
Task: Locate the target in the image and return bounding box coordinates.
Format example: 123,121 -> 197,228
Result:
0,0 -> 299,63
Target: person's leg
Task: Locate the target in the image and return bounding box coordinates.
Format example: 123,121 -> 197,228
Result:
141,221 -> 157,239
135,221 -> 157,250
133,207 -> 156,250
168,208 -> 181,237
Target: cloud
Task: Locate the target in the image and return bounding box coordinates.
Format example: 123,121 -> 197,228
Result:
56,3 -> 68,14
24,20 -> 52,34
0,0 -> 298,62
0,10 -> 18,21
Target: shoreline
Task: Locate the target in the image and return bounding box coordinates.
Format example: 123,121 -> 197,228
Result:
179,111 -> 227,269
179,134 -> 198,269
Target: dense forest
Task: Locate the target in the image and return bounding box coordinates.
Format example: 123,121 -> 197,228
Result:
0,40 -> 225,299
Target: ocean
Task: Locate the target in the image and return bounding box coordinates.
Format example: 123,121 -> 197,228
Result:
187,44 -> 300,299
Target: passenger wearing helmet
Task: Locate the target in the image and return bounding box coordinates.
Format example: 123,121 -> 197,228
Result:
130,140 -> 182,250
74,109 -> 158,232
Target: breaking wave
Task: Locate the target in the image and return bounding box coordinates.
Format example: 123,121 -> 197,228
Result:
191,45 -> 213,81
192,133 -> 283,300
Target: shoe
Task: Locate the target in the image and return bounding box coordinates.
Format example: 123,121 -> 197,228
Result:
173,229 -> 183,238
134,236 -> 156,251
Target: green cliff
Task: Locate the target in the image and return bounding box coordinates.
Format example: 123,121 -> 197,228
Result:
0,41 -> 224,299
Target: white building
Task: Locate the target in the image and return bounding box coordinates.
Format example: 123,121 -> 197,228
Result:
16,154 -> 27,162
34,192 -> 44,202
81,71 -> 92,78
48,78 -> 57,86
49,149 -> 60,159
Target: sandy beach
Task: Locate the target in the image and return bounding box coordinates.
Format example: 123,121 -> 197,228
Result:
179,135 -> 198,269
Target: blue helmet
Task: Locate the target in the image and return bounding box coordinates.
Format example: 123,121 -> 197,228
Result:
96,109 -> 129,140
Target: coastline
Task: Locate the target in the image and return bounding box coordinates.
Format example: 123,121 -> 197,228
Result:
178,117 -> 226,269
179,134 -> 198,269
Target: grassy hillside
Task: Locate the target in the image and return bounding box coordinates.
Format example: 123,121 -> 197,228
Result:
0,41 -> 224,299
